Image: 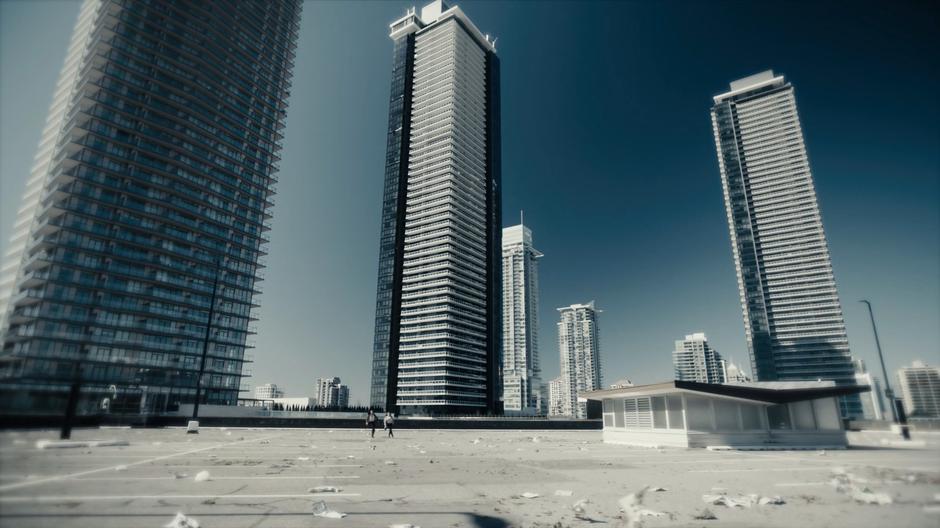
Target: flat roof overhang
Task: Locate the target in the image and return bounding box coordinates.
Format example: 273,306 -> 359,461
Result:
584,380 -> 870,405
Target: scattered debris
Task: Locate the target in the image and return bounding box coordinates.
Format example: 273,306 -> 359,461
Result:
298,457 -> 310,461
388,524 -> 420,528
851,488 -> 892,505
692,508 -> 718,520
201,498 -> 216,505
164,512 -> 200,528
759,496 -> 786,505
702,493 -> 758,508
194,471 -> 211,482
174,473 -> 188,479
385,460 -> 397,465
115,465 -> 128,472
620,487 -> 663,528
346,455 -> 356,459
312,500 -> 346,519
554,490 -> 573,497
309,486 -> 343,493
520,492 -> 540,499
830,468 -> 892,505
651,486 -> 668,492
259,440 -> 270,444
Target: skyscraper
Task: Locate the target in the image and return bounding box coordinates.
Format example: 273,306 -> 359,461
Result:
316,376 -> 349,409
673,332 -> 725,384
0,0 -> 301,413
557,301 -> 601,419
547,376 -> 564,417
710,70 -> 861,417
897,361 -> 940,419
501,220 -> 542,415
370,0 -> 502,415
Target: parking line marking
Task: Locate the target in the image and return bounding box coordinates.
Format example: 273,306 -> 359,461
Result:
0,493 -> 361,503
0,434 -> 282,493
74,475 -> 361,481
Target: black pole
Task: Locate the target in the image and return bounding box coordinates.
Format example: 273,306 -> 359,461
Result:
191,258 -> 222,426
860,300 -> 898,424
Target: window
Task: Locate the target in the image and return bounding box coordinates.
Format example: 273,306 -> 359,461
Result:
651,397 -> 667,429
636,397 -> 652,428
621,399 -> 634,427
667,396 -> 684,429
767,404 -> 791,429
714,399 -> 740,430
791,400 -> 816,430
741,403 -> 763,430
685,396 -> 713,431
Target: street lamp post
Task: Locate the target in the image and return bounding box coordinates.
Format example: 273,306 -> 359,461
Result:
859,300 -> 906,436
188,257 -> 222,433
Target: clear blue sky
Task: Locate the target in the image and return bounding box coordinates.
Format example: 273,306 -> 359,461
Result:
1,1 -> 937,405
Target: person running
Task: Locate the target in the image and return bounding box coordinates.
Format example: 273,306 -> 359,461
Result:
384,412 -> 395,438
366,409 -> 377,438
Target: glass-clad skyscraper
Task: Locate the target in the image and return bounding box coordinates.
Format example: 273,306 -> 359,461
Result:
0,0 -> 301,414
370,0 -> 502,414
711,70 -> 860,417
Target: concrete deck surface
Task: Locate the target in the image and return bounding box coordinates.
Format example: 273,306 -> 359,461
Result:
0,427 -> 937,527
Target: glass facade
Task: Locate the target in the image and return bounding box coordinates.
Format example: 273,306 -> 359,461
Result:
711,71 -> 861,417
370,2 -> 502,414
0,0 -> 301,414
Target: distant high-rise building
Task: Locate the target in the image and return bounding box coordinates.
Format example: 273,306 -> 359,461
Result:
501,220 -> 542,415
0,0 -> 301,414
853,359 -> 884,421
711,70 -> 860,417
673,333 -> 725,384
255,384 -> 284,400
369,0 -> 502,415
897,361 -> 940,419
316,377 -> 349,408
547,376 -> 564,417
720,359 -> 751,383
557,302 -> 601,419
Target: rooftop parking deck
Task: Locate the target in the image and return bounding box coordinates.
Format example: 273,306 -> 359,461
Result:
0,427 -> 937,527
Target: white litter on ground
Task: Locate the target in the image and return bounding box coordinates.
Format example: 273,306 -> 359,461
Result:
620,487 -> 663,528
115,465 -> 128,471
385,460 -> 397,465
194,471 -> 211,482
651,486 -> 668,492
702,493 -> 758,508
298,457 -> 310,461
389,524 -> 421,528
830,468 -> 892,505
554,490 -> 573,496
312,500 -> 346,519
520,492 -> 540,499
759,496 -> 786,505
309,486 -> 343,493
164,512 -> 200,528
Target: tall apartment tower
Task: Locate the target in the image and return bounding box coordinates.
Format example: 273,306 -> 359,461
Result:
316,376 -> 349,408
0,0 -> 301,413
710,70 -> 860,417
557,301 -> 601,419
370,0 -> 502,415
501,220 -> 542,415
673,332 -> 725,384
897,361 -> 940,419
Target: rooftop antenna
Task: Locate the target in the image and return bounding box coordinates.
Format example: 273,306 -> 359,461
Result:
520,209 -> 524,227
